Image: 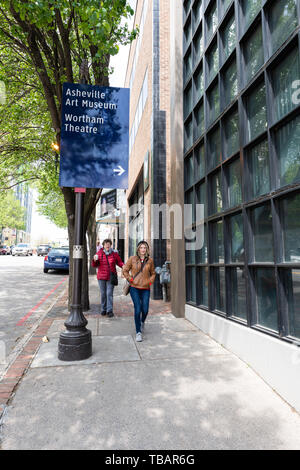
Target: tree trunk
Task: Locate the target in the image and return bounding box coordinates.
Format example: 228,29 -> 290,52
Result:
88,207 -> 97,275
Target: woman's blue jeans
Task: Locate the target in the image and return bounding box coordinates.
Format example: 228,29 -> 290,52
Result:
98,280 -> 114,313
130,287 -> 150,333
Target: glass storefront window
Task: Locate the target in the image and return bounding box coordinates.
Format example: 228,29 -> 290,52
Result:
197,266 -> 209,307
194,65 -> 204,100
242,0 -> 261,31
211,220 -> 224,264
243,24 -> 264,84
254,268 -> 278,332
214,267 -> 226,312
208,82 -> 220,125
269,0 -> 298,55
229,267 -> 247,320
194,103 -> 204,140
222,59 -> 238,108
224,110 -> 239,158
222,15 -> 236,63
227,159 -> 242,208
186,266 -> 197,303
247,140 -> 270,199
272,47 -> 300,123
246,82 -> 267,142
283,269 -> 300,339
208,126 -> 221,170
275,114 -> 300,187
207,42 -> 218,84
206,1 -> 218,44
251,203 -> 274,262
229,213 -> 244,263
281,192 -> 300,263
195,143 -> 205,181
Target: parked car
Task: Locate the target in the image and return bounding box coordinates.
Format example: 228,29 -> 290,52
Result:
37,244 -> 52,256
12,243 -> 33,256
0,245 -> 10,255
44,247 -> 69,273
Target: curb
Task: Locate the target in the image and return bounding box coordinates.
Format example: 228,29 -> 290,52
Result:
0,284 -> 68,420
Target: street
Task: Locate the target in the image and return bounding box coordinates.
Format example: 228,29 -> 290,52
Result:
0,255 -> 67,375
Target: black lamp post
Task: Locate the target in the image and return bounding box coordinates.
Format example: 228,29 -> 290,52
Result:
58,62 -> 92,361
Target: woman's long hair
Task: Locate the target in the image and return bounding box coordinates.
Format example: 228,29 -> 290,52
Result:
136,241 -> 150,259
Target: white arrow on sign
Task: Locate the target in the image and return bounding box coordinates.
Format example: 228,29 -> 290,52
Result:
113,165 -> 125,176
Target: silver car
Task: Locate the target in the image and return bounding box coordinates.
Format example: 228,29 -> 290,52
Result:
12,243 -> 33,256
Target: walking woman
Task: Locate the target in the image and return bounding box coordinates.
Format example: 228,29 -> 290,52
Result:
123,241 -> 156,342
92,239 -> 124,317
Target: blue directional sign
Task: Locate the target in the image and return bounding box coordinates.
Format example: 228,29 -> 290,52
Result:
59,82 -> 130,189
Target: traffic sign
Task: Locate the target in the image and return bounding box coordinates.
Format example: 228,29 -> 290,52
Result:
59,83 -> 130,189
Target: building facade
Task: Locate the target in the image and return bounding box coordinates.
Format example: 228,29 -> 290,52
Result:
125,0 -> 171,299
14,183 -> 33,243
169,0 -> 300,412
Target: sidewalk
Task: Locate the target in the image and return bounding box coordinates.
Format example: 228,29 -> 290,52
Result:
1,276 -> 300,450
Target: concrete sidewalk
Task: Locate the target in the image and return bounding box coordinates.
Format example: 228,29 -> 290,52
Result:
1,277 -> 300,450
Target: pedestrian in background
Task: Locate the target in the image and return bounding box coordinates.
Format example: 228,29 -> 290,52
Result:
122,241 -> 156,342
92,239 -> 124,318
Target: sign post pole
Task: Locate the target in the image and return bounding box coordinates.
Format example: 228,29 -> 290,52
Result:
58,187 -> 92,361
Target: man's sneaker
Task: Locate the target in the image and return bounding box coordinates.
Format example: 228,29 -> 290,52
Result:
107,312 -> 114,318
136,332 -> 142,342
101,311 -> 107,316
141,322 -> 144,333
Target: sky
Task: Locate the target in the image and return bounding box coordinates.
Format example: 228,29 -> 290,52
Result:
31,1 -> 136,243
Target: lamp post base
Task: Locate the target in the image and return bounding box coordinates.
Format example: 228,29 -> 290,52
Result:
58,328 -> 92,362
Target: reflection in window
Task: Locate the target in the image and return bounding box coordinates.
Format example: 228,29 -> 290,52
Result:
184,85 -> 193,119
194,103 -> 204,140
184,50 -> 193,82
254,268 -> 278,332
196,223 -> 207,264
208,82 -> 220,125
184,117 -> 193,153
193,0 -> 202,28
184,19 -> 192,48
269,0 -> 298,55
242,0 -> 261,31
184,153 -> 194,189
210,171 -> 223,215
221,0 -> 233,18
251,203 -> 274,262
223,59 -> 238,108
186,267 -> 197,303
194,65 -> 204,100
272,47 -> 300,123
281,193 -> 300,263
211,220 -> 224,264
196,181 -> 207,219
229,267 -> 247,320
208,127 -> 221,170
193,28 -> 203,66
243,24 -> 264,84
227,159 -> 242,208
207,42 -> 218,83
246,82 -> 267,142
197,266 -> 209,307
283,269 -> 300,339
222,16 -> 236,62
248,140 -> 270,199
195,144 -> 205,181
206,1 -> 218,44
275,115 -> 300,187
229,213 -> 244,263
214,267 -> 226,312
224,111 -> 239,158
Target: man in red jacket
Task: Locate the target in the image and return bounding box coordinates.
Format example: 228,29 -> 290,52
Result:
92,239 -> 124,317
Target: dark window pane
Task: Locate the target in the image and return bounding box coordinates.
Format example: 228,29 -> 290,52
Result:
214,267 -> 226,312
223,60 -> 238,108
224,110 -> 239,158
184,84 -> 193,119
208,82 -> 220,125
207,42 -> 218,83
269,0 -> 298,55
193,0 -> 202,29
254,268 -> 278,332
195,144 -> 205,181
244,25 -> 264,84
184,0 -> 192,16
194,103 -> 204,140
186,267 -> 197,303
184,153 -> 194,189
220,0 -> 232,18
272,47 -> 300,123
275,115 -> 300,187
251,203 -> 274,262
247,140 -> 270,199
283,269 -> 300,339
229,267 -> 247,320
184,117 -> 193,153
196,223 -> 207,263
208,127 -> 221,170
206,1 -> 218,44
211,220 -> 224,263
227,159 -> 242,208
281,193 -> 300,263
193,28 -> 203,66
184,18 -> 192,48
222,15 -> 236,62
194,65 -> 204,100
210,171 -> 223,214
229,212 -> 244,263
184,50 -> 193,82
185,188 -> 195,226
185,239 -> 196,264
242,0 -> 261,31
197,266 -> 209,307
196,181 -> 207,218
246,82 -> 267,142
